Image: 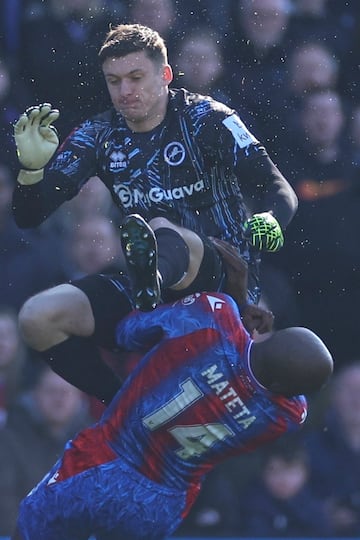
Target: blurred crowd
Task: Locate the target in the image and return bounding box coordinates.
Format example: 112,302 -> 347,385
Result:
0,0 -> 360,537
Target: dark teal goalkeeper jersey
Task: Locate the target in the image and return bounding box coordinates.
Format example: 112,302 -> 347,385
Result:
13,88 -> 297,301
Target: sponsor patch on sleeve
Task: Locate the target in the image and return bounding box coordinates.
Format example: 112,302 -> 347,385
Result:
222,114 -> 259,148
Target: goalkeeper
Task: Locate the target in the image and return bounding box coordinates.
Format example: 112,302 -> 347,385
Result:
12,24 -> 297,403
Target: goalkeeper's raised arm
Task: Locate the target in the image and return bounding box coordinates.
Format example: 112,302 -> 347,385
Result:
12,101 -> 99,229
14,103 -> 60,185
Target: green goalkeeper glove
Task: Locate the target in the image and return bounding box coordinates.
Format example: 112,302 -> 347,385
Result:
244,212 -> 284,252
14,103 -> 60,185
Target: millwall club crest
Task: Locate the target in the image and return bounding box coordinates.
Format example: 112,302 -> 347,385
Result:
164,142 -> 186,166
109,150 -> 128,172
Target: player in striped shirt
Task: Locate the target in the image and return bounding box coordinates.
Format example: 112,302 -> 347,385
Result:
14,277 -> 333,540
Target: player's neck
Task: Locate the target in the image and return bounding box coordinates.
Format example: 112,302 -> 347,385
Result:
249,348 -> 268,389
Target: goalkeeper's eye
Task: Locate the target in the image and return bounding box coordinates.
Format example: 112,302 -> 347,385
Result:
106,78 -> 119,86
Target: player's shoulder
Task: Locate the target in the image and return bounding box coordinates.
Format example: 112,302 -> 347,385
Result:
179,291 -> 238,315
169,87 -> 235,118
84,107 -> 124,130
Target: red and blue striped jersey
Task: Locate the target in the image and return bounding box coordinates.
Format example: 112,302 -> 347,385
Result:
56,292 -> 307,512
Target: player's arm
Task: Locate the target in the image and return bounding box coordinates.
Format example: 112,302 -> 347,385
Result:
214,110 -> 298,230
14,103 -> 60,185
116,309 -> 165,351
203,107 -> 298,229
204,108 -> 297,252
240,154 -> 298,251
241,152 -> 298,228
210,237 -> 274,335
13,103 -> 96,228
241,304 -> 274,336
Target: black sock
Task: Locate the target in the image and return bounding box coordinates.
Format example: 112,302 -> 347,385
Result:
155,228 -> 190,288
163,236 -> 224,301
40,335 -> 121,405
184,236 -> 224,293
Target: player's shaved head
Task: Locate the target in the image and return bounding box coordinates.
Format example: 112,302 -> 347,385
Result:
250,327 -> 334,396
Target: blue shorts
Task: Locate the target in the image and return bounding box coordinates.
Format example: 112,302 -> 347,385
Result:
16,457 -> 187,540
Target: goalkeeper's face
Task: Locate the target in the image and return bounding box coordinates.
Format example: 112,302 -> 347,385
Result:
102,51 -> 173,132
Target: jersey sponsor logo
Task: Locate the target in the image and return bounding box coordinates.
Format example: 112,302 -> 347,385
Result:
114,179 -> 205,208
222,114 -> 259,148
163,141 -> 186,166
206,295 -> 225,312
109,150 -> 128,172
47,470 -> 59,485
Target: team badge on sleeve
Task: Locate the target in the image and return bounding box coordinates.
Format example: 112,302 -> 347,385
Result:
222,114 -> 259,148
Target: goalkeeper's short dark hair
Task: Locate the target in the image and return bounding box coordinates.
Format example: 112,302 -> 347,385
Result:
98,23 -> 168,67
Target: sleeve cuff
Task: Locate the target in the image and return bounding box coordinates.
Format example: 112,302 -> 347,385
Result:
17,168 -> 44,185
